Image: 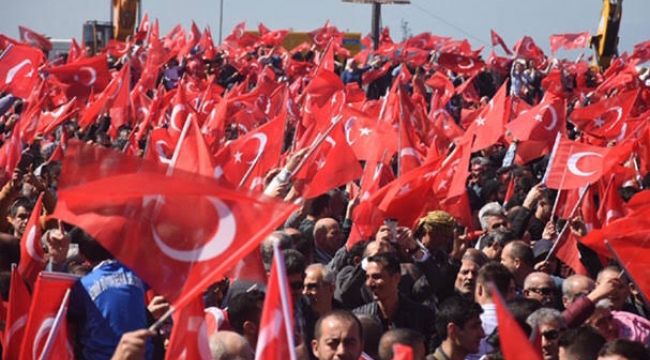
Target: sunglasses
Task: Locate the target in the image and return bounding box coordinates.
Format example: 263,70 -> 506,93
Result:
290,281 -> 304,291
525,287 -> 554,296
541,329 -> 562,341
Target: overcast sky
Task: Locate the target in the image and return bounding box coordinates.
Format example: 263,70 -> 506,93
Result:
3,0 -> 649,54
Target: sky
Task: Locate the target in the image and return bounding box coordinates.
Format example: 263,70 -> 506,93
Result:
3,0 -> 650,55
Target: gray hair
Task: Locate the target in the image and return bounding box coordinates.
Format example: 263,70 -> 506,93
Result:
527,308 -> 566,329
478,202 -> 505,231
305,263 -> 335,285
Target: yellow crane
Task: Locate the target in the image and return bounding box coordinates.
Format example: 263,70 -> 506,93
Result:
592,0 -> 623,69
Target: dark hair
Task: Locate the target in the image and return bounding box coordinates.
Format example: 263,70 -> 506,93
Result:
283,249 -> 306,276
378,328 -> 425,360
314,310 -> 363,341
306,194 -> 331,217
479,229 -> 515,250
9,197 -> 34,217
558,326 -> 606,360
69,227 -> 113,263
477,262 -> 514,296
227,289 -> 265,334
598,339 -> 650,360
367,252 -> 401,275
506,298 -> 541,335
435,296 -> 483,340
346,241 -> 368,267
260,231 -> 293,270
507,240 -> 534,267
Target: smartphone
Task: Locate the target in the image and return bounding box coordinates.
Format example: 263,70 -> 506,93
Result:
384,218 -> 398,243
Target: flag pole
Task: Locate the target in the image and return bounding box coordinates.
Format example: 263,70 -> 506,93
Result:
38,289 -> 72,360
272,241 -> 298,360
289,115 -> 342,178
541,132 -> 562,185
604,240 -> 650,311
544,184 -> 589,262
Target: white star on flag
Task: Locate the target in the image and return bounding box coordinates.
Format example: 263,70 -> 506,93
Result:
359,127 -> 372,136
475,117 -> 486,126
233,151 -> 243,163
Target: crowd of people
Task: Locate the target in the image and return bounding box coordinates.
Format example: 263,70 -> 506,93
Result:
1,17 -> 650,360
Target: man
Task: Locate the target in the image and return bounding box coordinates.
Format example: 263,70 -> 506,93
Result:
284,249 -> 318,352
500,240 -> 534,290
478,202 -> 509,233
227,290 -> 265,349
454,257 -> 480,299
6,197 -> 33,237
209,330 -> 255,360
377,328 -> 426,360
304,263 -> 338,317
431,296 -> 485,360
527,308 -> 567,360
598,339 -> 650,360
524,272 -> 557,307
558,326 -> 606,360
597,266 -> 633,312
313,218 -> 343,265
469,262 -> 515,360
562,274 -> 622,328
311,310 -> 364,360
353,253 -> 435,341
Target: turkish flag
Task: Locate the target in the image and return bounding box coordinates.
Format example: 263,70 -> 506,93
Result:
19,272 -> 77,360
18,26 -> 52,52
490,29 -> 513,55
606,225 -> 650,304
309,21 -> 342,49
0,123 -> 23,178
0,44 -> 44,99
463,83 -> 509,152
543,137 -> 611,189
215,107 -> 286,191
165,295 -> 212,360
391,343 -> 414,360
506,95 -> 566,142
3,268 -> 32,360
174,115 -> 216,178
512,36 -> 546,65
36,97 -> 77,136
437,52 -> 485,75
108,65 -> 132,137
46,55 -> 111,98
425,71 -> 455,109
597,175 -> 627,226
18,193 -> 45,287
549,32 -> 590,54
569,89 -> 638,140
580,205 -> 650,260
254,244 -> 297,360
491,284 -> 542,360
259,23 -> 289,47
52,141 -> 296,310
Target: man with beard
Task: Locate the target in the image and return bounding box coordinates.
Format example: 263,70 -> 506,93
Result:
527,308 -> 567,360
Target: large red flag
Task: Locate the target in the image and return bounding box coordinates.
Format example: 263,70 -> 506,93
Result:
490,29 -> 513,56
512,36 -> 546,65
569,89 -> 638,140
254,243 -> 297,360
580,206 -> 650,261
165,295 -> 212,360
437,52 -> 485,76
506,95 -> 566,142
19,272 -> 77,360
17,193 -> 45,287
46,55 -> 111,97
51,141 -> 296,310
3,267 -> 32,360
174,115 -> 216,178
463,83 -> 509,152
0,44 -> 44,99
18,26 -> 52,52
549,32 -> 590,54
491,284 -> 542,360
543,137 -> 611,189
36,97 -> 77,136
607,234 -> 650,306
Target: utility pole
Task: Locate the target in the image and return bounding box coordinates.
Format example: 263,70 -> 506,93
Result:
342,0 -> 410,50
218,0 -> 224,44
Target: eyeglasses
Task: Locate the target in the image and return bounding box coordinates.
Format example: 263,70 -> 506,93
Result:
541,329 -> 561,341
290,281 -> 304,291
525,287 -> 554,296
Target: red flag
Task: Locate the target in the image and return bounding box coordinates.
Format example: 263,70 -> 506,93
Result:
391,343 -> 414,360
46,55 -> 111,97
506,95 -> 566,142
51,141 -> 296,309
19,272 -> 77,360
309,21 -> 342,49
607,232 -> 650,305
463,83 -> 509,152
543,137 -> 611,189
425,71 -> 455,109
490,29 -> 512,56
0,124 -> 23,178
569,89 -> 638,140
549,32 -> 590,54
0,44 -> 44,98
437,52 -> 485,75
36,96 -> 77,136
3,267 -> 32,360
18,193 -> 45,287
597,175 -> 627,226
259,23 -> 289,47
165,295 -> 212,360
580,205 -> 650,260
254,243 -> 297,360
512,36 -> 546,65
174,115 -> 216,178
491,284 -> 542,360
18,26 -> 52,52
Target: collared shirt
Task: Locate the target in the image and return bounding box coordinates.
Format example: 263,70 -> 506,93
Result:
466,303 -> 496,360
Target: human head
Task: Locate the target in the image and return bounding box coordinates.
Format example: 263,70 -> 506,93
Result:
500,240 -> 534,287
562,274 -> 595,309
7,197 -> 34,237
312,310 -> 364,360
469,156 -> 490,185
478,202 -> 508,233
260,231 -> 293,272
303,263 -> 335,316
479,229 -> 515,261
377,328 -> 426,360
70,227 -> 113,265
314,218 -> 343,256
435,296 -> 485,357
284,249 -> 307,302
307,193 -> 332,219
527,308 -> 567,360
365,252 -> 401,303
598,339 -> 650,360
413,210 -> 456,253
455,258 -> 480,298
357,315 -> 382,360
475,262 -> 516,304
597,266 -> 630,311
524,272 -> 557,307
587,300 -> 618,341
209,330 -> 254,360
558,326 -> 606,360
227,289 -> 265,349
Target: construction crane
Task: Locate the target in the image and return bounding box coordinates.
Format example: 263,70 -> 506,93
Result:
83,0 -> 140,55
592,0 -> 623,69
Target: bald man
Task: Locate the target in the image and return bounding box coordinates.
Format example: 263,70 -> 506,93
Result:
313,218 -> 343,265
524,272 -> 557,307
209,331 -> 254,360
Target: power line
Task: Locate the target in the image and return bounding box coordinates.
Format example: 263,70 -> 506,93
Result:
408,1 -> 489,46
